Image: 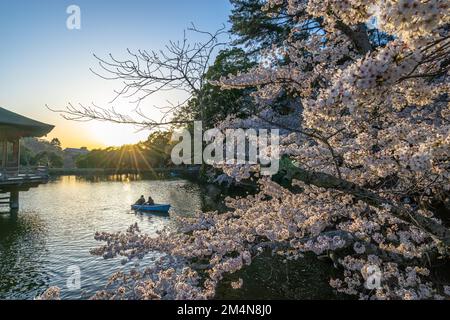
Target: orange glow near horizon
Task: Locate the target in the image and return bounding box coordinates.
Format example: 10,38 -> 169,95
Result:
41,120 -> 151,150
0,0 -> 230,152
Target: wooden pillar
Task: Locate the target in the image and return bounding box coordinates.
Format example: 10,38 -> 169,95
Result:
0,141 -> 5,179
3,139 -> 20,176
0,140 -> 6,168
10,190 -> 19,210
13,139 -> 20,170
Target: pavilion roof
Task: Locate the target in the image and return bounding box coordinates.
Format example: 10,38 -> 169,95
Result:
0,107 -> 54,140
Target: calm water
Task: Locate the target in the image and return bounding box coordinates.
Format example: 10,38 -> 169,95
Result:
0,175 -> 340,300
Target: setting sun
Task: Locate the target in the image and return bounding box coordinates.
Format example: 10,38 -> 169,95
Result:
90,122 -> 150,148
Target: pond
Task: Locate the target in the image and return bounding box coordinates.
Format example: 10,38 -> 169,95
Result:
0,175 -> 341,300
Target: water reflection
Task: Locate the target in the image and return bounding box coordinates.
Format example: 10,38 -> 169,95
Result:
66,174 -> 144,183
0,211 -> 49,299
0,176 -> 206,299
0,175 -> 341,300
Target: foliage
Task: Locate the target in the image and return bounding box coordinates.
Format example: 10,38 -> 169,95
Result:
20,138 -> 64,168
229,0 -> 299,54
50,138 -> 62,149
173,48 -> 257,129
31,151 -> 64,168
75,131 -> 174,169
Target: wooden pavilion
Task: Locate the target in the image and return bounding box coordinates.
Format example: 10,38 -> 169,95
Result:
0,107 -> 54,210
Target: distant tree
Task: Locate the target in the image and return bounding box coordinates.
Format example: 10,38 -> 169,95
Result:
32,151 -> 48,166
142,131 -> 174,167
32,151 -> 64,168
19,146 -> 35,166
48,152 -> 64,168
74,154 -> 89,168
50,138 -> 62,149
231,0 -> 291,52
75,131 -> 174,169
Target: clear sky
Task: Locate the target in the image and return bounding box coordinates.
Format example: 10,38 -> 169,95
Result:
0,0 -> 232,149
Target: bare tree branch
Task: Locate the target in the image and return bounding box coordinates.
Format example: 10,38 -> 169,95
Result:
50,26 -> 229,128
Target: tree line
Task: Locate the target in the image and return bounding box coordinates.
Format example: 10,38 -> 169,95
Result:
75,131 -> 174,169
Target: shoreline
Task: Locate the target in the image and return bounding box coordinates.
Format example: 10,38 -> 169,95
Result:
48,167 -> 200,176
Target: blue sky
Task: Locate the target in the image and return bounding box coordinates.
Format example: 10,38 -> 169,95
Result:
0,0 -> 232,148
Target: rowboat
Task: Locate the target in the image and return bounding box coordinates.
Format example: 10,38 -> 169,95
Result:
131,204 -> 171,213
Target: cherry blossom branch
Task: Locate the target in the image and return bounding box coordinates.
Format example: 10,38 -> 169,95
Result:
280,159 -> 450,248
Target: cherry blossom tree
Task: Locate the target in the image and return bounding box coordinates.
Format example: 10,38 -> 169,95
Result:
39,0 -> 450,300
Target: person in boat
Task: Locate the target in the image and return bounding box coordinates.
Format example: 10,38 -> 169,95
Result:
135,195 -> 146,205
145,196 -> 155,205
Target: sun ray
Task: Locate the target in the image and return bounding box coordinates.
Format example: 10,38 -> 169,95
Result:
134,145 -> 156,174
